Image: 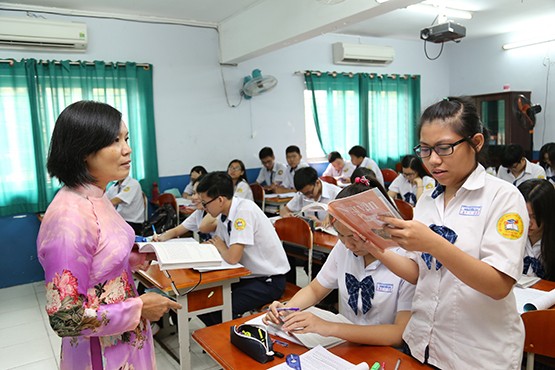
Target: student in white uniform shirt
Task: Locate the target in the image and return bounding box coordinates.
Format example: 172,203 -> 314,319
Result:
539,142 -> 555,184
322,151 -> 355,183
264,179 -> 415,346
196,172 -> 290,326
182,165 -> 207,199
497,144 -> 546,186
388,155 -> 435,206
153,175 -> 217,243
275,145 -> 309,193
106,175 -> 145,234
373,97 -> 528,370
227,159 -> 254,201
348,145 -> 385,186
518,179 -> 555,281
255,146 -> 287,191
280,166 -> 341,227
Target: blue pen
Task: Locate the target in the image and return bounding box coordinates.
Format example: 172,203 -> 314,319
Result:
151,225 -> 157,238
286,354 -> 301,370
277,307 -> 300,312
135,235 -> 147,242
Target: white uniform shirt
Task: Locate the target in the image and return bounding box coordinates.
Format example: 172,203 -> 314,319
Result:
358,157 -> 385,186
388,175 -> 435,206
546,166 -> 554,184
286,181 -> 341,221
404,165 -> 528,370
105,176 -> 145,223
256,162 -> 287,186
522,238 -> 543,278
215,197 -> 289,277
281,162 -> 310,189
182,209 -> 214,240
234,180 -> 254,201
497,159 -> 546,186
182,181 -> 194,196
317,243 -> 415,325
322,161 -> 355,179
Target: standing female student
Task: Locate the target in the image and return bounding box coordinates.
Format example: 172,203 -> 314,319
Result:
518,179 -> 555,281
37,101 -> 181,370
374,97 -> 528,369
264,177 -> 415,346
387,155 -> 435,206
227,159 -> 254,201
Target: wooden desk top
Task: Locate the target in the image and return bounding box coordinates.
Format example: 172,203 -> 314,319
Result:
192,314 -> 430,370
313,230 -> 338,251
136,264 -> 251,293
265,196 -> 293,205
532,279 -> 555,292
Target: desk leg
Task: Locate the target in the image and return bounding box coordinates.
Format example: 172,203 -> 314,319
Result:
221,282 -> 233,322
177,295 -> 191,370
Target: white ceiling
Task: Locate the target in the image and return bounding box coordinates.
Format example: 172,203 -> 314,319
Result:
0,0 -> 554,61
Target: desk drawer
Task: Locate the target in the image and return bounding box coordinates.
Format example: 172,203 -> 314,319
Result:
187,286 -> 223,311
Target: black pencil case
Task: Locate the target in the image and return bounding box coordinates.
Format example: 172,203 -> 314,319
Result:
230,323 -> 275,364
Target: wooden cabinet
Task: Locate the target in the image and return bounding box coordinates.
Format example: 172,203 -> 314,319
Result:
471,91 -> 532,158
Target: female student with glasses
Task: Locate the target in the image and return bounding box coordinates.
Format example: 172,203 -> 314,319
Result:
387,155 -> 435,206
227,159 -> 254,201
368,97 -> 528,369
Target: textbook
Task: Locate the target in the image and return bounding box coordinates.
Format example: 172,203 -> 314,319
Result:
327,188 -> 401,250
513,287 -> 555,314
137,240 -> 222,270
247,306 -> 352,349
268,345 -> 369,370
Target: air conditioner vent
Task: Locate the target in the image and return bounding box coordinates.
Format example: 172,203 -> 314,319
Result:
332,42 -> 394,66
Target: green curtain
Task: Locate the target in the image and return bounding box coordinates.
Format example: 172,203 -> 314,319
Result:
305,71 -> 420,169
0,59 -> 158,217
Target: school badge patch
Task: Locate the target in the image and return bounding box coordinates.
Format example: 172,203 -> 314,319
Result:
496,213 -> 524,240
278,170 -> 283,175
123,186 -> 131,192
234,218 -> 247,231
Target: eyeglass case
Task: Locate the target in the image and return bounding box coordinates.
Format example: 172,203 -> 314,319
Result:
230,323 -> 275,364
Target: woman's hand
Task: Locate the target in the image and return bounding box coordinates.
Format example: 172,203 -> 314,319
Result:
139,292 -> 182,322
380,216 -> 442,253
281,311 -> 328,336
262,301 -> 286,326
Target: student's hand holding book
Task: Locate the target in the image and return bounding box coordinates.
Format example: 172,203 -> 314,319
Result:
379,215 -> 446,252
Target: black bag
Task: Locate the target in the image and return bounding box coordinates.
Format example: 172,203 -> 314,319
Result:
230,324 -> 275,364
141,203 -> 177,236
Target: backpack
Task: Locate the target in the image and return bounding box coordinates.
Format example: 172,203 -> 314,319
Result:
141,203 -> 177,236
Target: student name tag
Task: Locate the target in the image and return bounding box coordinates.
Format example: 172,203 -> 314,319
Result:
459,205 -> 481,216
376,283 -> 393,293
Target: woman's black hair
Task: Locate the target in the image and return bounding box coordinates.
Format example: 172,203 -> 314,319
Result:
336,176 -> 396,210
419,96 -> 489,165
349,167 -> 377,184
539,143 -> 555,171
227,159 -> 249,183
518,179 -> 555,281
190,165 -> 208,184
47,100 -> 122,188
401,155 -> 428,178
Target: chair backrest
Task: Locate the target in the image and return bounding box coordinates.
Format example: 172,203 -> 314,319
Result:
319,176 -> 337,185
249,183 -> 265,211
394,198 -> 414,220
381,168 -> 399,183
158,193 -> 179,224
522,309 -> 555,370
274,217 -> 314,279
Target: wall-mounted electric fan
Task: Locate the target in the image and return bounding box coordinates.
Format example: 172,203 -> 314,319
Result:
241,69 -> 278,99
513,94 -> 542,153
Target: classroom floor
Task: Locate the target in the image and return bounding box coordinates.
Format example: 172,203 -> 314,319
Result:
0,267 -> 309,370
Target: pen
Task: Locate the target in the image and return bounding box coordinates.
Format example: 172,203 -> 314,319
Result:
277,307 -> 300,312
151,225 -> 157,238
394,358 -> 401,370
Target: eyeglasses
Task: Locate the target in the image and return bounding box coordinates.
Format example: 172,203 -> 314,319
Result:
402,171 -> 417,178
413,137 -> 470,158
228,166 -> 242,172
301,185 -> 316,198
201,196 -> 219,208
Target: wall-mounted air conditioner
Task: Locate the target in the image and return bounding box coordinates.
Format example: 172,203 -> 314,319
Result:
0,16 -> 87,51
332,42 -> 394,66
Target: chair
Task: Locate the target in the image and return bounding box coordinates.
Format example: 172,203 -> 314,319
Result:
381,168 -> 399,189
158,193 -> 179,225
394,198 -> 414,220
249,183 -> 265,211
319,176 -> 337,185
522,309 -> 555,370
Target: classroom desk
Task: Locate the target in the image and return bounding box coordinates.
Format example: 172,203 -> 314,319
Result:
531,278 -> 555,292
192,313 -> 430,370
135,265 -> 251,370
313,230 -> 338,252
264,196 -> 293,215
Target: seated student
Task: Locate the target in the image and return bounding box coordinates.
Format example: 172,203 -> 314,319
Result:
196,172 -> 290,325
274,145 -> 309,193
227,159 -> 254,201
387,155 -> 435,206
280,166 -> 341,227
255,146 -> 287,191
539,142 -> 555,183
350,167 -> 377,184
182,165 -> 207,199
518,179 -> 555,281
322,151 -> 355,183
153,175 -> 217,243
106,175 -> 145,234
497,144 -> 546,186
348,145 -> 385,186
264,178 -> 415,346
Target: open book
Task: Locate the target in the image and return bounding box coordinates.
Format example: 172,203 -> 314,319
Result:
513,287 -> 555,313
268,345 -> 369,370
137,240 -> 222,270
247,306 -> 352,349
327,188 -> 401,250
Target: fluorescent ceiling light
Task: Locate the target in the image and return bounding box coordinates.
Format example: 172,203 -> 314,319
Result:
503,36 -> 555,50
408,4 -> 472,19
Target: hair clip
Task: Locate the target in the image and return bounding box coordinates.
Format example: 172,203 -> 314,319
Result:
354,176 -> 370,186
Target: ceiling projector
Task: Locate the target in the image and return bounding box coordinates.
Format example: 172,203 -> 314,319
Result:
420,21 -> 466,43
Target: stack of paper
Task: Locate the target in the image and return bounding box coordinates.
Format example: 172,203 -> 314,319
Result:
267,345 -> 369,370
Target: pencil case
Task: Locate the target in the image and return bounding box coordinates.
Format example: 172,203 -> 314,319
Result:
230,323 -> 275,364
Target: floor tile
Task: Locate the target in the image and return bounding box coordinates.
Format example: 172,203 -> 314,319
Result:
0,293 -> 40,315
10,357 -> 58,370
0,337 -> 53,369
0,307 -> 43,330
0,284 -> 35,301
0,320 -> 49,349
